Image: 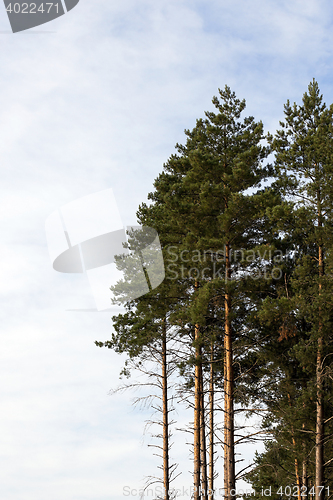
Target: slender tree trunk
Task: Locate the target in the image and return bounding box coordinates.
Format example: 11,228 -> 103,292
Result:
302,414 -> 308,500
194,281 -> 202,500
292,437 -> 302,500
224,243 -> 235,500
316,241 -> 324,500
316,335 -> 324,500
301,401 -> 308,498
194,334 -> 202,500
302,453 -> 308,500
288,394 -> 302,500
162,319 -> 170,500
208,342 -> 214,500
224,352 -> 228,500
200,364 -> 208,500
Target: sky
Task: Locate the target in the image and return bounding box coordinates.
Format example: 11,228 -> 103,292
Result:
1,1 -> 333,499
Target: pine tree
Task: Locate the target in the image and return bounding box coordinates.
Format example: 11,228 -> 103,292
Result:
269,79 -> 333,500
147,85 -> 274,499
96,223 -> 182,500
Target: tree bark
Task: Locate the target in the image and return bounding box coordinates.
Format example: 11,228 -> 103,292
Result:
162,319 -> 170,500
316,335 -> 324,500
200,364 -> 208,500
224,351 -> 228,500
292,437 -> 302,500
194,280 -> 202,500
316,240 -> 324,500
302,404 -> 308,500
287,394 -> 301,500
208,342 -> 214,500
224,243 -> 235,500
302,453 -> 308,500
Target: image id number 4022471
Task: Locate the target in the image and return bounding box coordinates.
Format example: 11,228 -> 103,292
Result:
275,486 -> 330,497
5,2 -> 60,13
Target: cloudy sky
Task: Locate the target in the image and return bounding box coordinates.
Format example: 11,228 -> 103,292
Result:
1,1 -> 333,499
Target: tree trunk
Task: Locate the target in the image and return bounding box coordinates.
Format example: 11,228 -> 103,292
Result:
208,342 -> 214,500
200,364 -> 208,500
302,454 -> 308,500
223,359 -> 228,500
194,281 -> 202,500
302,405 -> 308,500
316,336 -> 324,500
292,437 -> 301,500
162,319 -> 170,500
316,242 -> 324,500
224,243 -> 235,500
288,394 -> 301,500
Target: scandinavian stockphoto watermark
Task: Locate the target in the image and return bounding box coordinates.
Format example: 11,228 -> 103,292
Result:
123,485 -> 330,498
123,486 -> 256,498
45,188 -> 165,312
45,189 -> 284,311
3,0 -> 80,33
165,247 -> 284,282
